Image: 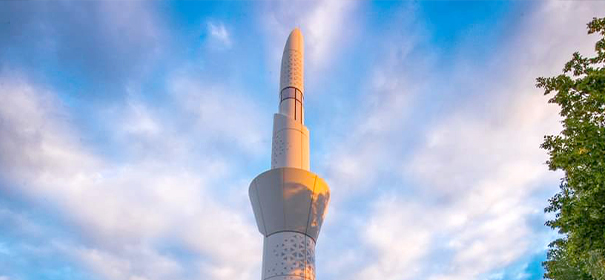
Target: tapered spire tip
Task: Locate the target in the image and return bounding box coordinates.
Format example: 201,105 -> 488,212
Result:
284,28 -> 304,53
280,27 -> 304,93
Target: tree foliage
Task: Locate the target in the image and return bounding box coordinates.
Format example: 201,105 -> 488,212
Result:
537,17 -> 605,280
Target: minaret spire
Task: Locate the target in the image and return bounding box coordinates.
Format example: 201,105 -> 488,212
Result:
272,28 -> 309,171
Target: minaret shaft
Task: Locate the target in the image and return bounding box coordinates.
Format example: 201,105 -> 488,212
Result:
249,28 -> 330,280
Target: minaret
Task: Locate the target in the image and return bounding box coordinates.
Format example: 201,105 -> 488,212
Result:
249,28 -> 330,280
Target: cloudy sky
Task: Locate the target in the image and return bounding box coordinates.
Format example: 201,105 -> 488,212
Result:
1,1 -> 604,280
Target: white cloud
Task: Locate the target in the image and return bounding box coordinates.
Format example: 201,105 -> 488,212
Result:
302,0 -> 355,69
0,72 -> 262,280
120,98 -> 162,137
0,1 -> 168,85
167,72 -> 266,154
355,198 -> 432,280
2,2 -> 605,280
318,1 -> 605,280
319,2 -> 428,194
207,22 -> 232,49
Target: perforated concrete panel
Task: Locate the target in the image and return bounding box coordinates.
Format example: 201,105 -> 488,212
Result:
261,232 -> 316,280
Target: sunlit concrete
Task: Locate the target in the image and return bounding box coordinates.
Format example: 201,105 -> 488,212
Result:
249,28 -> 330,280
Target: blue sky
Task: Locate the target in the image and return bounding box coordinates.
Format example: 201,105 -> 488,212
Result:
1,1 -> 604,280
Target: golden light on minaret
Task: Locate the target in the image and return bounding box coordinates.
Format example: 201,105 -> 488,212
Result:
248,28 -> 330,280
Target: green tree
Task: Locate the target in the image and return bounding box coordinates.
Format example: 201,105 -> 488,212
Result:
537,17 -> 605,280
